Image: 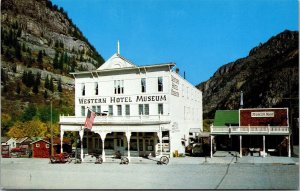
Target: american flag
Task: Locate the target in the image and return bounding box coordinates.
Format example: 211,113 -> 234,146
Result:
84,109 -> 96,129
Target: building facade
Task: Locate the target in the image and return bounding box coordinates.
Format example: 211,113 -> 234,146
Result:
210,108 -> 290,158
59,51 -> 203,161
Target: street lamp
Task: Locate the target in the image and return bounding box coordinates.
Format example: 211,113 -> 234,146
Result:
47,99 -> 53,157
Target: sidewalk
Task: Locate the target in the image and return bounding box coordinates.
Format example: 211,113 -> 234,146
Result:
167,151 -> 299,165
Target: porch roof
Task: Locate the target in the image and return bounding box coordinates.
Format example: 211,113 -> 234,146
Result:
213,110 -> 239,126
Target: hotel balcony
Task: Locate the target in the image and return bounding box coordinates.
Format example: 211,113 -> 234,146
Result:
210,125 -> 290,135
59,114 -> 171,126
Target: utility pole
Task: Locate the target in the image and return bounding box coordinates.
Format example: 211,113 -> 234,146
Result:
51,100 -> 53,157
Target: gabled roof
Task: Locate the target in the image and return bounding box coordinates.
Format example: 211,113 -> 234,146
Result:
16,137 -> 32,144
97,53 -> 137,70
213,110 -> 239,126
30,139 -> 50,145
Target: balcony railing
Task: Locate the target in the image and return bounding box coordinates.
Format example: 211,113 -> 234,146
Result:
210,125 -> 289,134
60,114 -> 171,125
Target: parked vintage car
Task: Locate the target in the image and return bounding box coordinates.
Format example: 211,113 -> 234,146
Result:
50,152 -> 71,163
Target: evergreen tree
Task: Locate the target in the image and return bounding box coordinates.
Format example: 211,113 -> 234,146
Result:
37,50 -> 43,64
57,78 -> 62,92
36,72 -> 41,87
49,76 -> 54,92
20,104 -> 37,122
26,70 -> 34,87
59,53 -> 64,70
53,51 -> 59,69
32,78 -> 39,94
37,50 -> 43,69
15,42 -> 22,60
22,71 -> 27,85
70,58 -> 76,72
16,83 -> 21,95
45,75 -> 49,89
43,90 -> 48,99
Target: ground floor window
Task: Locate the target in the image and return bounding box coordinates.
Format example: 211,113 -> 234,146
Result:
139,104 -> 149,115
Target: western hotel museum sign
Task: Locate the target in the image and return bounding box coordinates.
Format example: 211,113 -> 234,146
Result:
78,95 -> 168,105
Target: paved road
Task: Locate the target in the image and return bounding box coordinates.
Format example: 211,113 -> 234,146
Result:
1,158 -> 299,189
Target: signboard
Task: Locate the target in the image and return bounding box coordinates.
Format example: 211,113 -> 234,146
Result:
251,111 -> 274,118
78,94 -> 167,105
240,108 -> 288,126
171,75 -> 179,97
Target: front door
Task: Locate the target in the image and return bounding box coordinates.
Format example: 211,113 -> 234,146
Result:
116,138 -> 125,155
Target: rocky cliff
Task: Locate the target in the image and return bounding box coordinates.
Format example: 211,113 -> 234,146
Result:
1,0 -> 105,134
197,30 -> 298,119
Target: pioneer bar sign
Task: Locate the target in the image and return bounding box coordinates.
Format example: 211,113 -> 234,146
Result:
251,111 -> 274,118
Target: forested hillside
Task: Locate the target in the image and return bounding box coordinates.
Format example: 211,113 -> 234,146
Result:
1,0 -> 105,137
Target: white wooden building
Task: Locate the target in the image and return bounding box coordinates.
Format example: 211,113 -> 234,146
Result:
59,47 -> 203,161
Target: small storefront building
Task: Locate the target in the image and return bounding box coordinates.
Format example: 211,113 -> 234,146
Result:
210,108 -> 290,157
59,47 -> 203,161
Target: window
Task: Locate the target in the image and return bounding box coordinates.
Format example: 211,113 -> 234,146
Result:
139,104 -> 143,115
96,106 -> 101,114
36,144 -> 40,148
145,104 -> 149,115
81,106 -> 85,116
95,83 -> 98,95
114,80 -> 124,94
141,78 -> 146,93
108,105 -> 113,116
158,104 -> 163,115
82,84 -> 85,96
158,77 -> 163,92
117,105 -> 122,116
92,106 -> 96,112
139,104 -> 149,115
125,105 -> 130,116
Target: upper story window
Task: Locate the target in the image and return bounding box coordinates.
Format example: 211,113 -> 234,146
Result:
96,106 -> 101,114
158,103 -> 163,115
117,105 -> 122,116
95,83 -> 98,95
82,84 -> 85,96
114,80 -> 124,94
139,104 -> 149,115
109,105 -> 113,116
81,106 -> 85,116
92,106 -> 96,112
141,78 -> 146,93
125,105 -> 130,116
158,77 -> 163,92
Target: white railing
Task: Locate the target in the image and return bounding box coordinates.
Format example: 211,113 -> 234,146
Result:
60,114 -> 171,124
211,125 -> 289,134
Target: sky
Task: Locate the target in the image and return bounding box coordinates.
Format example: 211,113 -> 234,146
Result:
51,0 -> 298,85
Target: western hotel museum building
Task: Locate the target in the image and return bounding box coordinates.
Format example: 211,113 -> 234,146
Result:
59,47 -> 203,161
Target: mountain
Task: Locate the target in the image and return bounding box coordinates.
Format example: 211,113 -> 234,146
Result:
1,0 -> 105,135
197,30 -> 299,139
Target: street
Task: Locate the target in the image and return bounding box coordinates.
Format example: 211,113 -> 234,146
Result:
1,158 -> 299,189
